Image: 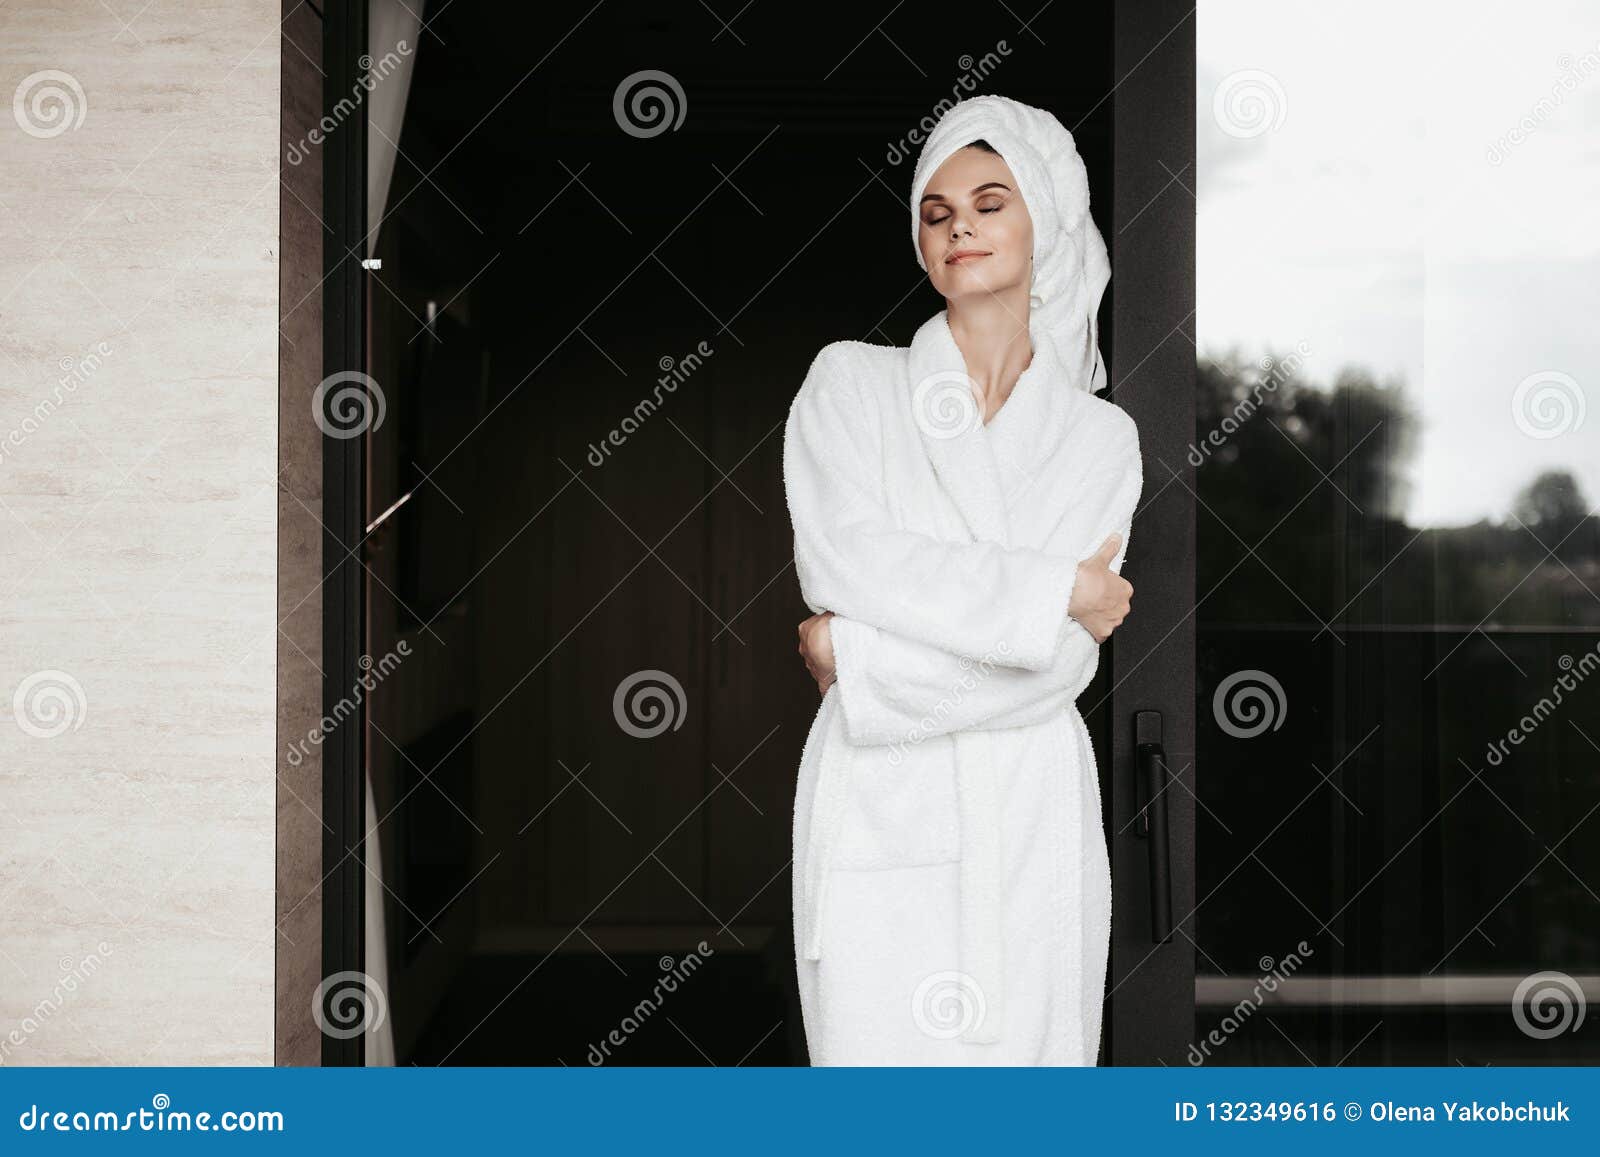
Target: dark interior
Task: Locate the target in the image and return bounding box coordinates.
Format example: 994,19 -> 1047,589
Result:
360,1 -> 1116,1065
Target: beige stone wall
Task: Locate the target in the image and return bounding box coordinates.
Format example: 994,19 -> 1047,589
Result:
0,0 -> 281,1064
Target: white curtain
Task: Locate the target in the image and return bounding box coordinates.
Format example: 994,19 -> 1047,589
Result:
366,0 -> 424,256
362,0 -> 424,1067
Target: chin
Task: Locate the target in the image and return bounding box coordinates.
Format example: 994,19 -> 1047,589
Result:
941,272 -> 1025,302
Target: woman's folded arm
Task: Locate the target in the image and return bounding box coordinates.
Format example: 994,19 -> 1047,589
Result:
784,344 -> 1079,671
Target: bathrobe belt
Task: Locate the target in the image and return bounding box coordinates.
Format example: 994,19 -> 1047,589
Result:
800,714 -> 1007,1045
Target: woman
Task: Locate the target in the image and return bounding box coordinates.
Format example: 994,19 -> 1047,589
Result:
781,96 -> 1142,1065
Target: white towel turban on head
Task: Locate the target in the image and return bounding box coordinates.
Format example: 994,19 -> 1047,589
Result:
909,95 -> 1111,393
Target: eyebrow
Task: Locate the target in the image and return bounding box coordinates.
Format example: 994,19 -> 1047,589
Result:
919,181 -> 1013,204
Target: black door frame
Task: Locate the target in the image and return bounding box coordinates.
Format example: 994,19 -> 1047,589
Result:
317,0 -> 1198,1067
1105,0 -> 1197,1064
321,0 -> 369,1069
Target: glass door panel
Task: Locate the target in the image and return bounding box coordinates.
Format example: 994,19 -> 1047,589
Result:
1195,0 -> 1600,1064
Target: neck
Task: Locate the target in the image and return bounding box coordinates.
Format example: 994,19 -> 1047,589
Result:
946,290 -> 1033,418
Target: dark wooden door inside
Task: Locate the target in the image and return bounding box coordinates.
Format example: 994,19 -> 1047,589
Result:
356,0 -> 1127,1065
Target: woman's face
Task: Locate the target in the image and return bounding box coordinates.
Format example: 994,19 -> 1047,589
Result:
916,145 -> 1034,305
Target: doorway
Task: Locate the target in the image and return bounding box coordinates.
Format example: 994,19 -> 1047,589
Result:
324,0 -> 1135,1064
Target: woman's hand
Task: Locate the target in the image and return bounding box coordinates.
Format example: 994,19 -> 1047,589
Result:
1069,533 -> 1133,644
797,611 -> 837,695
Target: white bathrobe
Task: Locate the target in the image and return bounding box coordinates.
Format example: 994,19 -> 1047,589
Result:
783,310 -> 1142,1065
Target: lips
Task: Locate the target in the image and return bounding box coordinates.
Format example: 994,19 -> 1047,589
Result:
944,249 -> 992,265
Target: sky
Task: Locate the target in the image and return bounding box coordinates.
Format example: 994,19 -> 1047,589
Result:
1198,0 -> 1600,527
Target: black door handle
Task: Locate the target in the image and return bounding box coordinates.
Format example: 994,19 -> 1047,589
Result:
1134,709 -> 1174,944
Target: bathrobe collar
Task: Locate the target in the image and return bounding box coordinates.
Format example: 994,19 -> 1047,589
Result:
906,309 -> 1072,547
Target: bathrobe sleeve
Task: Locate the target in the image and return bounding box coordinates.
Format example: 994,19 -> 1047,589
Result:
825,412 -> 1142,746
784,343 -> 1081,671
